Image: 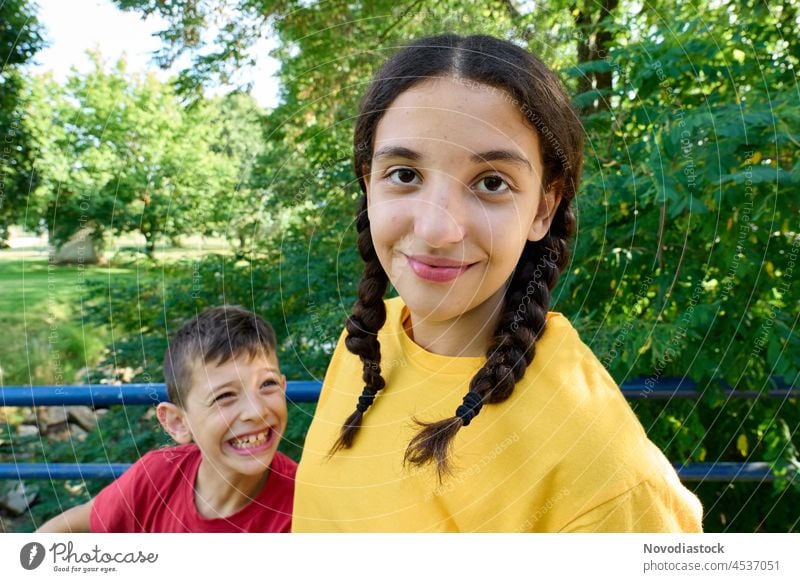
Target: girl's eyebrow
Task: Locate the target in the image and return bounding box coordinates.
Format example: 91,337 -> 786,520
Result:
373,145 -> 532,172
372,146 -> 421,162
471,149 -> 532,171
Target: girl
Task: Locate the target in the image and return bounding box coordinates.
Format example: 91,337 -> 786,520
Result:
293,34 -> 703,532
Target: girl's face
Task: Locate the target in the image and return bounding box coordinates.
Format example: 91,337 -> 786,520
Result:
366,76 -> 560,326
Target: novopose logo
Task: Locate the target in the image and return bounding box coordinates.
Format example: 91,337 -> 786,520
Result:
20,542 -> 46,570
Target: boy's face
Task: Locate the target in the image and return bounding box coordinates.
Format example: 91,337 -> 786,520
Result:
159,350 -> 288,482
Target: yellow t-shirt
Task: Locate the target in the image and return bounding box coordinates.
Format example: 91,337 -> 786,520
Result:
293,297 -> 703,532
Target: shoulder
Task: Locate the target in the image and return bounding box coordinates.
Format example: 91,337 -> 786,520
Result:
509,314 -> 688,515
137,443 -> 200,472
559,471 -> 704,532
519,312 -> 627,415
270,451 -> 298,481
102,443 -> 199,494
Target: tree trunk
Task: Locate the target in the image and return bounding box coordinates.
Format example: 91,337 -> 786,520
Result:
574,0 -> 620,113
144,232 -> 156,258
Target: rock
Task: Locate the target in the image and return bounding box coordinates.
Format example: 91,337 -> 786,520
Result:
0,482 -> 38,516
37,406 -> 68,427
45,423 -> 71,441
50,227 -> 100,265
16,424 -> 40,438
67,406 -> 98,431
69,424 -> 88,441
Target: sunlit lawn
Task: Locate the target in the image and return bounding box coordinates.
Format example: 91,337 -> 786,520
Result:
0,254 -> 139,390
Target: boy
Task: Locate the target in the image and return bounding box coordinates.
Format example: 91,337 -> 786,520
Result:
38,306 -> 296,532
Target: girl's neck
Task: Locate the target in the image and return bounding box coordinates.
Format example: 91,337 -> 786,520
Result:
194,459 -> 269,519
405,286 -> 506,357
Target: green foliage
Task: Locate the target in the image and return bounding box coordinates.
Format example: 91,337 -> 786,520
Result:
0,0 -> 45,244
22,57 -> 265,255
561,3 -> 800,488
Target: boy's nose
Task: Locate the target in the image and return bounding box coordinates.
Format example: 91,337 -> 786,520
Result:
239,393 -> 268,422
413,179 -> 466,247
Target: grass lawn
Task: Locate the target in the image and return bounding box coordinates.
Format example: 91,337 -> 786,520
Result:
0,254 -> 141,391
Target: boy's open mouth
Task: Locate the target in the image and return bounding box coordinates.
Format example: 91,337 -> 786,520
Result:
228,428 -> 274,451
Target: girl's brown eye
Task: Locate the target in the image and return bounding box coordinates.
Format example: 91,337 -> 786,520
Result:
476,174 -> 510,194
390,168 -> 418,184
484,176 -> 504,191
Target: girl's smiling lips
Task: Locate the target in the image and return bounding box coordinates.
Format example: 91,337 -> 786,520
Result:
405,254 -> 476,282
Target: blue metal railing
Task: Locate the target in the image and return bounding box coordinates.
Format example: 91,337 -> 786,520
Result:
1,380 -> 797,482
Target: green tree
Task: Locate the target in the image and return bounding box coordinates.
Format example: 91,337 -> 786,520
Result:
26,54 -> 241,256
206,92 -> 270,257
0,0 -> 44,245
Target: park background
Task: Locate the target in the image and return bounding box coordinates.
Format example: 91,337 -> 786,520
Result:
0,0 -> 798,532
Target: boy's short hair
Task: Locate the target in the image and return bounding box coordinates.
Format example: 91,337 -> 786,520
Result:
163,306 -> 278,407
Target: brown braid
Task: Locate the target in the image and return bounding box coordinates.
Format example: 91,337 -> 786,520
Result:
330,196 -> 390,453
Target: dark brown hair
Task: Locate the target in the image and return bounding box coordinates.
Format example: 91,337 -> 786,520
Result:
333,34 -> 584,479
163,305 -> 277,407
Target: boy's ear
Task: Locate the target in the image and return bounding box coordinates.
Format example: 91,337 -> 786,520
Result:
528,180 -> 563,242
156,402 -> 193,444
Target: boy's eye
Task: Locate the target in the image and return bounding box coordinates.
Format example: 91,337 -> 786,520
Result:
261,379 -> 280,390
474,174 -> 510,194
213,392 -> 235,403
387,168 -> 419,185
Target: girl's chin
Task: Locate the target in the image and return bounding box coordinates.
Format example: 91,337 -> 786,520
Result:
400,291 -> 488,320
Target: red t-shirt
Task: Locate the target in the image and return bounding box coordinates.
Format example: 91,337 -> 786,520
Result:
90,443 -> 296,532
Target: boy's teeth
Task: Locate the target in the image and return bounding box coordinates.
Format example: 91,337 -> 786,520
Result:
231,430 -> 270,449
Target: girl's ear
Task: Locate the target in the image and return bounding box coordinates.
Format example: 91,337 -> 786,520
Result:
156,402 -> 193,444
528,181 -> 563,242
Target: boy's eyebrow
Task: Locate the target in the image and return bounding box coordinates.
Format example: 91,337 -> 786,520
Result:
372,146 -> 421,162
471,149 -> 532,171
208,381 -> 236,393
208,367 -> 281,391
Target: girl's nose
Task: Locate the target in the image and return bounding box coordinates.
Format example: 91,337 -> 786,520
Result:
413,179 -> 466,248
